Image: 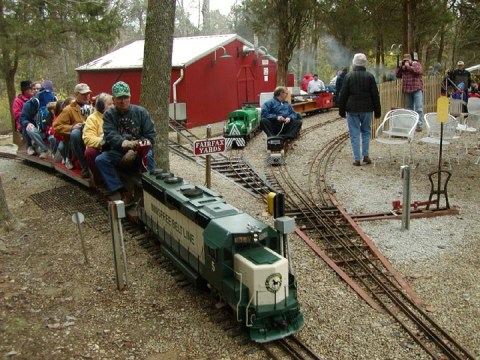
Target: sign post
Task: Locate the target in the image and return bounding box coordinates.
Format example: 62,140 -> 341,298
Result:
193,128 -> 226,189
436,96 -> 449,209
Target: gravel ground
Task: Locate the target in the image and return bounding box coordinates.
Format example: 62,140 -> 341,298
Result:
0,111 -> 479,359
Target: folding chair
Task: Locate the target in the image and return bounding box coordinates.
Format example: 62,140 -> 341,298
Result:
374,109 -> 419,165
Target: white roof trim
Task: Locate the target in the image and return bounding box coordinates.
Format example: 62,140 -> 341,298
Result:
76,34 -> 261,71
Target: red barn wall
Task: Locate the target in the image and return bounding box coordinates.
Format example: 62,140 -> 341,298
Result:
78,39 -> 277,128
77,70 -> 143,104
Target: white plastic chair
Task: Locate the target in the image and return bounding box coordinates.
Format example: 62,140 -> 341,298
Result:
452,97 -> 480,153
419,113 -> 459,168
374,109 -> 419,164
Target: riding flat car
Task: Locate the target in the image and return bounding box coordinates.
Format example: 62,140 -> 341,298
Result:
292,91 -> 334,115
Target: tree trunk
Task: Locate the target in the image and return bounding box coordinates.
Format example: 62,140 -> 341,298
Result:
0,0 -> 19,131
0,176 -> 14,231
140,0 -> 176,172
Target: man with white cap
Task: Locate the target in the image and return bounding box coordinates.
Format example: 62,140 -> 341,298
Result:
338,53 -> 381,166
449,61 -> 471,111
396,53 -> 424,131
53,83 -> 92,178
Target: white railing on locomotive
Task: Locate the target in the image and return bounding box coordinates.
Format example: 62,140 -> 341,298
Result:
236,271 -> 243,322
245,286 -> 288,327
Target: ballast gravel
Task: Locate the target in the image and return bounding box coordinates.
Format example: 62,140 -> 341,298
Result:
0,112 -> 478,359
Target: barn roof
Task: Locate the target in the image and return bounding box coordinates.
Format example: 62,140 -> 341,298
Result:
76,34 -> 255,71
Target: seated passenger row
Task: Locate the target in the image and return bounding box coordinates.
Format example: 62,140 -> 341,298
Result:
19,81 -> 156,206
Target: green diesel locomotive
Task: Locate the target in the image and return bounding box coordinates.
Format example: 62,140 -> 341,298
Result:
224,105 -> 260,149
139,170 -> 304,343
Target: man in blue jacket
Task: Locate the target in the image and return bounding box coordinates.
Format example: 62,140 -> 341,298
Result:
260,86 -> 302,139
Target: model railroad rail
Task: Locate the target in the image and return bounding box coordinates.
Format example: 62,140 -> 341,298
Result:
298,115 -> 343,139
167,123 -> 279,198
210,157 -> 278,198
266,130 -> 474,359
262,336 -> 322,360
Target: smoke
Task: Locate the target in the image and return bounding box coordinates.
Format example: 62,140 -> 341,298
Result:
322,35 -> 351,70
322,35 -> 398,83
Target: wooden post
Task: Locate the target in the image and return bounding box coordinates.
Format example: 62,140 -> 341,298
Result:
108,201 -> 128,291
206,125 -> 212,189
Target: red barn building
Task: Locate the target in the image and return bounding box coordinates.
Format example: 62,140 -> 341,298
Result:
76,34 -> 277,128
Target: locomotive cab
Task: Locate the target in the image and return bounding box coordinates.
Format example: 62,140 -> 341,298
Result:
225,106 -> 260,149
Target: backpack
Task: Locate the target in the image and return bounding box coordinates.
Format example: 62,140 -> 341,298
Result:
33,90 -> 57,132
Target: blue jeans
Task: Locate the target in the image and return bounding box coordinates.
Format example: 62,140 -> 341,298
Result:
405,90 -> 423,127
22,128 -> 32,147
25,127 -> 48,152
95,149 -> 154,192
346,112 -> 372,161
57,141 -> 71,160
70,128 -> 87,169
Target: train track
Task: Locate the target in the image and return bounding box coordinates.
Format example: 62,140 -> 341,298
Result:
262,336 -> 321,360
168,120 -> 278,198
267,130 -> 474,359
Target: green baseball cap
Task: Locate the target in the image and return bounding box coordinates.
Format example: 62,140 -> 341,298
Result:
112,81 -> 131,97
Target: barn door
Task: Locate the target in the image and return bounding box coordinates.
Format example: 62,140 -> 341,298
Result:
236,66 -> 256,106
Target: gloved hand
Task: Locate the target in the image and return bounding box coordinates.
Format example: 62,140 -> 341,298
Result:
26,123 -> 35,132
118,149 -> 137,168
121,140 -> 139,151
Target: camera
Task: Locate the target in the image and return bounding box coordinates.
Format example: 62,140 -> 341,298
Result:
80,104 -> 94,117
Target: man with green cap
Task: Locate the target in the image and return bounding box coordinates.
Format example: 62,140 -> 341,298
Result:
95,81 -> 156,205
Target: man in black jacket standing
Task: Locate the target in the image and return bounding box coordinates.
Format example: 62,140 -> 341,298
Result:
338,53 -> 381,166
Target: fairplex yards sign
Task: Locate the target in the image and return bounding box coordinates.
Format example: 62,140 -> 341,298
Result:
193,137 -> 226,156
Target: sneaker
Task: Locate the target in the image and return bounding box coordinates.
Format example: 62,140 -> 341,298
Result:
39,150 -> 49,159
353,160 -> 361,166
53,151 -> 62,163
363,156 -> 372,164
65,158 -> 74,170
27,146 -> 35,155
80,167 -> 90,179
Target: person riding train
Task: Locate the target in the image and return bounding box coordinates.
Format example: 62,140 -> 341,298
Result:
95,81 -> 156,206
260,86 -> 302,140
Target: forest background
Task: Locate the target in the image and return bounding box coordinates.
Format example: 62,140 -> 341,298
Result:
0,0 -> 479,134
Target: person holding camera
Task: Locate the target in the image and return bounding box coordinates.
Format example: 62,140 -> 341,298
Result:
396,53 -> 424,131
53,83 -> 92,177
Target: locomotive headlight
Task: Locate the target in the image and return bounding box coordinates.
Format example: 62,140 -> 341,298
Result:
234,234 -> 251,244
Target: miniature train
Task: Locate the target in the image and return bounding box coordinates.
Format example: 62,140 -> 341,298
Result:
224,105 -> 260,149
139,170 -> 304,342
10,142 -> 304,343
291,91 -> 334,115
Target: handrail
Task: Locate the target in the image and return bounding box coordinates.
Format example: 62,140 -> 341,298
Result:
235,271 -> 243,322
